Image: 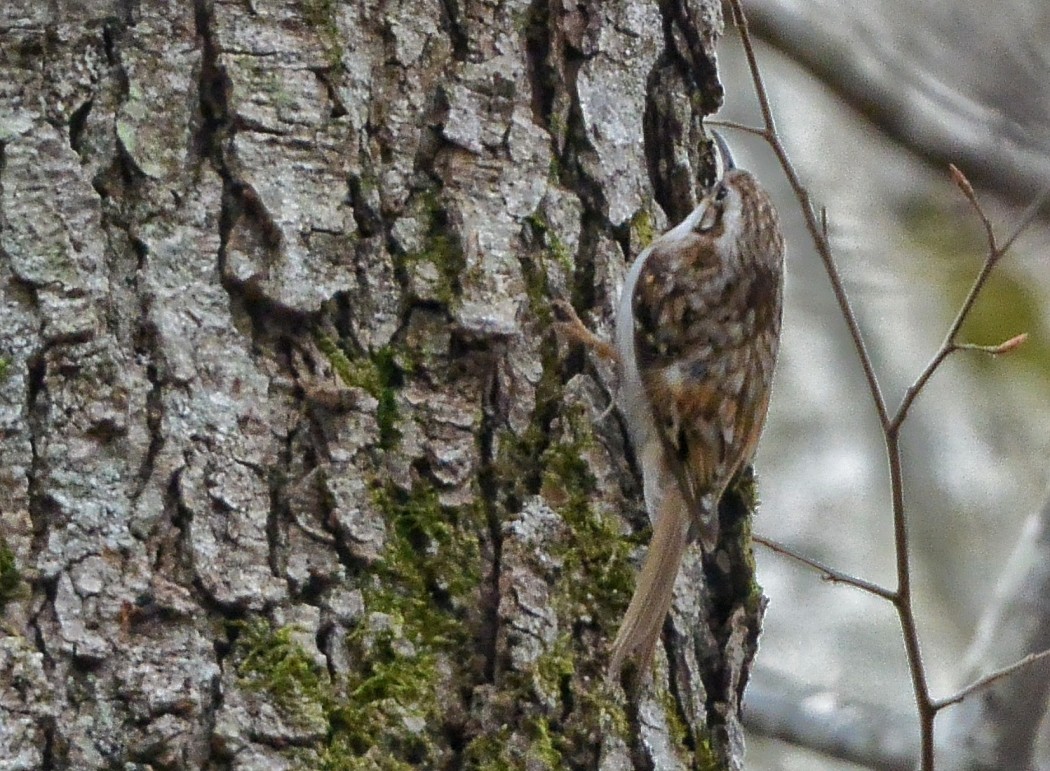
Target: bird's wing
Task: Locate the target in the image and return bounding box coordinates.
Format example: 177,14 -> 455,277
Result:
631,238 -> 779,545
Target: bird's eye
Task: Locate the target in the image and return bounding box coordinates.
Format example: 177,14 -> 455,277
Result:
714,184 -> 728,202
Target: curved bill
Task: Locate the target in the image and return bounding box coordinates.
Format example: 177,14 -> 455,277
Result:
711,129 -> 736,180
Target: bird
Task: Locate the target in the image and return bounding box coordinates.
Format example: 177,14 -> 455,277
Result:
606,133 -> 785,677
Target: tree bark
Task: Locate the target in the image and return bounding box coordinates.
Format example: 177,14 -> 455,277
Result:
0,1 -> 761,768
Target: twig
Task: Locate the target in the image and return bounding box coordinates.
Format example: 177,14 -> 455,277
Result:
891,165 -> 1034,431
950,164 -> 996,253
932,648 -> 1050,711
955,334 -> 1028,356
1001,181 -> 1050,253
705,118 -> 768,139
726,0 -> 779,141
754,536 -> 895,601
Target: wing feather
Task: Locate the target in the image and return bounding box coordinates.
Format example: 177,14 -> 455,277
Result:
631,237 -> 781,543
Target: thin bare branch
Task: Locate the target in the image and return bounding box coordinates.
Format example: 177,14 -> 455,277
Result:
933,648 -> 1050,711
883,437 -> 936,771
950,164 -> 996,253
955,333 -> 1029,356
1001,181 -> 1050,253
890,166 -> 1040,431
705,118 -> 768,139
754,535 -> 896,601
727,0 -> 778,141
894,344 -> 957,428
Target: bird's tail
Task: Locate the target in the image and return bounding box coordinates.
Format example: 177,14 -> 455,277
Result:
607,500 -> 691,678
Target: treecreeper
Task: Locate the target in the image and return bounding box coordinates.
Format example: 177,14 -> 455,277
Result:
557,132 -> 784,677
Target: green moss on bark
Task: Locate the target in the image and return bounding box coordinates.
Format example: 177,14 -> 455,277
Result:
525,211 -> 573,274
230,474 -> 484,768
233,618 -> 331,735
0,535 -> 21,613
315,332 -> 401,448
369,481 -> 483,644
395,192 -> 467,308
541,435 -> 636,626
631,208 -> 656,249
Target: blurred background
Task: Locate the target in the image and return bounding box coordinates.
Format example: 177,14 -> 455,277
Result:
720,2 -> 1050,768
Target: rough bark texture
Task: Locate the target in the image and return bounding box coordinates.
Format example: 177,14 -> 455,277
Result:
0,1 -> 761,769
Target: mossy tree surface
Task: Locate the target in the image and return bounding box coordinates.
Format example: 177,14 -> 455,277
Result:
0,1 -> 761,769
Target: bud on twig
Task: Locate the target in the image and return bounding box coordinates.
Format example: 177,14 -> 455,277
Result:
956,332 -> 1028,357
949,164 -> 975,202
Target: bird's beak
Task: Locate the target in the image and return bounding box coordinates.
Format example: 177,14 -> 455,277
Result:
711,129 -> 736,179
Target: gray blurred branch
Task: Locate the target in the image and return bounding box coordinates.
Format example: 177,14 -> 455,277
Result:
935,490 -> 1050,770
740,0 -> 1050,201
751,491 -> 1050,770
745,668 -> 918,770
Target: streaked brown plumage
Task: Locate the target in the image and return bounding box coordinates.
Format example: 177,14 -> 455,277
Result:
608,158 -> 784,677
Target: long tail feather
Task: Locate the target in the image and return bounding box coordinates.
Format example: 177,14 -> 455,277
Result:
608,501 -> 691,678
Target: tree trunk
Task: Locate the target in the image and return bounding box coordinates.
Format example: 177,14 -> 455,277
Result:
0,1 -> 761,768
